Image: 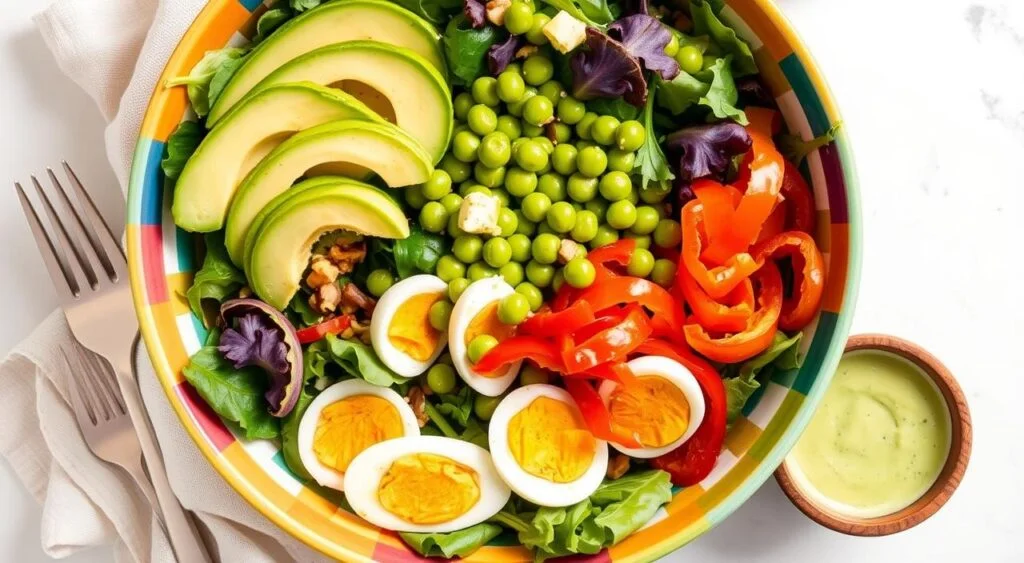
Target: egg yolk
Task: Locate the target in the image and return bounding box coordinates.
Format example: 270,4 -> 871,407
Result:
608,376 -> 690,447
465,302 -> 516,375
388,291 -> 445,361
378,453 -> 481,524
313,395 -> 404,474
507,397 -> 596,482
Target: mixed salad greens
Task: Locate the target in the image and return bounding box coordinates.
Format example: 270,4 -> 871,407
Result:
163,0 -> 834,559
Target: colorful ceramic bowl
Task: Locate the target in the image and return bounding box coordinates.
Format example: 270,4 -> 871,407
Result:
125,1 -> 861,560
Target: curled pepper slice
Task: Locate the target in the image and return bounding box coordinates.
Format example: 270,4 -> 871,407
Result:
474,336 -> 565,373
678,266 -> 755,334
753,230 -> 825,331
683,261 -> 783,363
586,239 -> 635,281
562,305 -> 652,373
755,202 -> 787,245
780,160 -> 816,234
563,378 -> 642,448
577,275 -> 685,340
679,200 -> 761,300
295,315 -> 351,344
519,301 -> 596,338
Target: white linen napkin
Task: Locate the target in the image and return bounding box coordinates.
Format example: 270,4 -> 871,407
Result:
1,1 -> 329,561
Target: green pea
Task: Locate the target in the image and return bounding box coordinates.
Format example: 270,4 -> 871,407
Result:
598,170 -> 632,201
452,130 -> 480,162
538,80 -> 565,104
468,261 -> 498,281
477,131 -> 512,169
525,259 -> 556,287
468,334 -> 499,364
507,233 -> 532,262
521,192 -> 552,222
491,187 -> 511,207
537,173 -> 567,201
625,232 -> 652,249
523,54 -> 554,86
552,144 -> 579,175
421,169 -> 453,201
631,205 -> 660,235
577,146 -> 608,178
576,112 -> 598,140
585,199 -> 609,222
474,393 -> 502,420
497,71 -> 527,103
447,213 -> 465,237
441,154 -> 472,183
665,33 -> 680,57
426,364 -> 456,394
495,208 -> 517,237
460,182 -> 491,197
552,269 -> 565,291
536,221 -> 556,235
507,87 -> 537,117
639,184 -> 671,204
448,277 -> 470,301
627,248 -> 655,277
606,200 -> 637,230
471,76 -> 500,107
590,225 -> 619,248
626,188 -> 640,205
453,92 -> 474,121
523,95 -> 554,126
571,209 -> 599,242
436,255 -> 466,282
546,201 -> 576,233
564,257 -> 596,288
496,115 -> 523,139
557,96 -> 587,124
607,149 -> 636,173
526,13 -> 551,45
615,120 -> 646,152
498,293 -> 531,325
505,1 -> 535,35
590,115 -> 620,145
428,299 -> 454,331
467,104 -> 498,136
404,186 -> 427,209
502,168 -> 535,198
514,139 -> 549,172
514,210 -> 537,235
676,45 -> 703,75
499,261 -> 525,286
567,173 -> 599,202
365,269 -> 393,297
453,235 -> 483,263
515,282 -> 544,311
532,136 -> 555,154
531,233 -> 560,264
651,259 -> 677,287
519,365 -> 550,386
522,122 -> 545,138
551,123 -> 571,144
474,163 -> 507,188
483,237 -> 513,267
653,219 -> 683,248
452,122 -> 470,137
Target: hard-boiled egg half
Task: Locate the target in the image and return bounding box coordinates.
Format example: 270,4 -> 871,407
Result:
597,356 -> 706,458
344,436 -> 511,533
488,384 -> 608,507
370,274 -> 449,377
297,379 -> 420,490
448,277 -> 520,396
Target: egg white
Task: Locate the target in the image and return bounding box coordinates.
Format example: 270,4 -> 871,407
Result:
597,355 -> 707,459
448,277 -> 521,396
343,435 -> 512,533
297,379 -> 420,491
370,274 -> 449,378
488,384 -> 608,507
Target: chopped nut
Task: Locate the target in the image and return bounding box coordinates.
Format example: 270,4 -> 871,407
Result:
341,282 -> 377,316
406,387 -> 429,428
486,0 -> 511,26
606,454 -> 630,480
308,283 -> 342,314
327,241 -> 367,276
238,286 -> 252,299
558,239 -> 583,264
306,255 -> 340,289
340,327 -> 355,340
350,319 -> 369,335
515,44 -> 539,59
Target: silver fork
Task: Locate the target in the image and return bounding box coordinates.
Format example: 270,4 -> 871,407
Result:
16,163 -> 211,563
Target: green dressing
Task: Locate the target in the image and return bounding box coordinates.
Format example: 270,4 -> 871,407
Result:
789,350 -> 951,518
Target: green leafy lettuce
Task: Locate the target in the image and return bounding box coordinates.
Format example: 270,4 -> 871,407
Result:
307,334 -> 411,387
394,226 -> 448,278
400,523 -> 504,558
185,232 -> 246,327
289,0 -> 323,12
777,122 -> 843,165
586,98 -> 641,121
254,7 -> 292,43
280,372 -> 316,481
443,15 -> 505,86
694,55 -> 747,124
161,121 -> 204,180
724,331 -> 803,422
634,81 -> 675,191
182,346 -> 280,440
391,0 -> 463,25
690,0 -> 757,76
423,386 -> 490,449
539,0 -> 614,28
165,47 -> 248,117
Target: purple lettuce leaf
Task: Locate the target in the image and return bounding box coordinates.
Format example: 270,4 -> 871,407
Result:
620,0 -> 649,16
608,14 -> 679,80
463,0 -> 486,28
220,314 -> 289,375
571,28 -> 648,106
736,75 -> 775,108
665,122 -> 752,191
488,35 -> 523,75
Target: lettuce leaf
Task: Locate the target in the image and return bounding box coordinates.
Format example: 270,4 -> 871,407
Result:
777,122 -> 843,165
161,121 -> 204,180
390,0 -> 463,25
444,15 -> 506,86
400,523 -> 503,558
690,0 -> 757,76
539,0 -> 614,28
289,0 -> 322,12
633,81 -> 675,191
165,47 -> 248,117
181,346 -> 280,440
320,334 -> 411,387
394,225 -> 448,279
254,8 -> 292,43
591,469 -> 672,543
724,332 -> 803,422
694,55 -> 747,124
185,232 -> 245,326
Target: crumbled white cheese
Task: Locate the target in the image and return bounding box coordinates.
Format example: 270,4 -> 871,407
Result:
486,0 -> 512,26
543,11 -> 587,54
458,192 -> 502,236
557,239 -> 584,264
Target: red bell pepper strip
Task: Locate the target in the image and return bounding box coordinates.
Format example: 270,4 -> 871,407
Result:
519,301 -> 596,338
692,180 -> 741,252
780,160 -> 816,234
632,339 -> 718,384
753,231 -> 826,331
295,315 -> 352,344
684,261 -> 784,363
586,239 -> 635,281
562,361 -> 638,387
576,275 -> 685,339
755,201 -> 786,245
678,265 -> 755,333
679,201 -> 761,300
562,305 -> 652,374
550,282 -> 581,312
745,106 -> 782,136
474,336 -> 566,373
563,378 -> 642,448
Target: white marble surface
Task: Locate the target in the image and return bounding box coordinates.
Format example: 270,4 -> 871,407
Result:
0,0 -> 1021,561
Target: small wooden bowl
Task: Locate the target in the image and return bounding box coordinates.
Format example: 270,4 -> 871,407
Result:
774,333 -> 972,536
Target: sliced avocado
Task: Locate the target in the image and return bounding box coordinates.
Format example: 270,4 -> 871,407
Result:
245,41 -> 452,164
247,182 -> 410,310
207,0 -> 444,125
224,119 -> 432,265
172,83 -> 382,232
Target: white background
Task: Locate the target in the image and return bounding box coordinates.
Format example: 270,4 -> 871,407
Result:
1,0 -> 1022,561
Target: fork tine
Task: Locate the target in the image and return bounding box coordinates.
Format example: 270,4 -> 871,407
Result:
52,164 -> 123,282
31,175 -> 99,290
15,182 -> 79,299
67,369 -> 97,426
86,352 -> 125,415
65,348 -> 113,422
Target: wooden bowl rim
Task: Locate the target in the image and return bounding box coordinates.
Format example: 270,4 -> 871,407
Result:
774,333 -> 972,537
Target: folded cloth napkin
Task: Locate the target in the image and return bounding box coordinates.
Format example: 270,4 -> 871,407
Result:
1,1 -> 329,561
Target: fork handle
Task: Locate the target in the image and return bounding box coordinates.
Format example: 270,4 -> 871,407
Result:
113,359 -> 213,563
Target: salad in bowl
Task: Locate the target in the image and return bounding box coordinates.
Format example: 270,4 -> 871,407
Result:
158,0 -> 839,559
